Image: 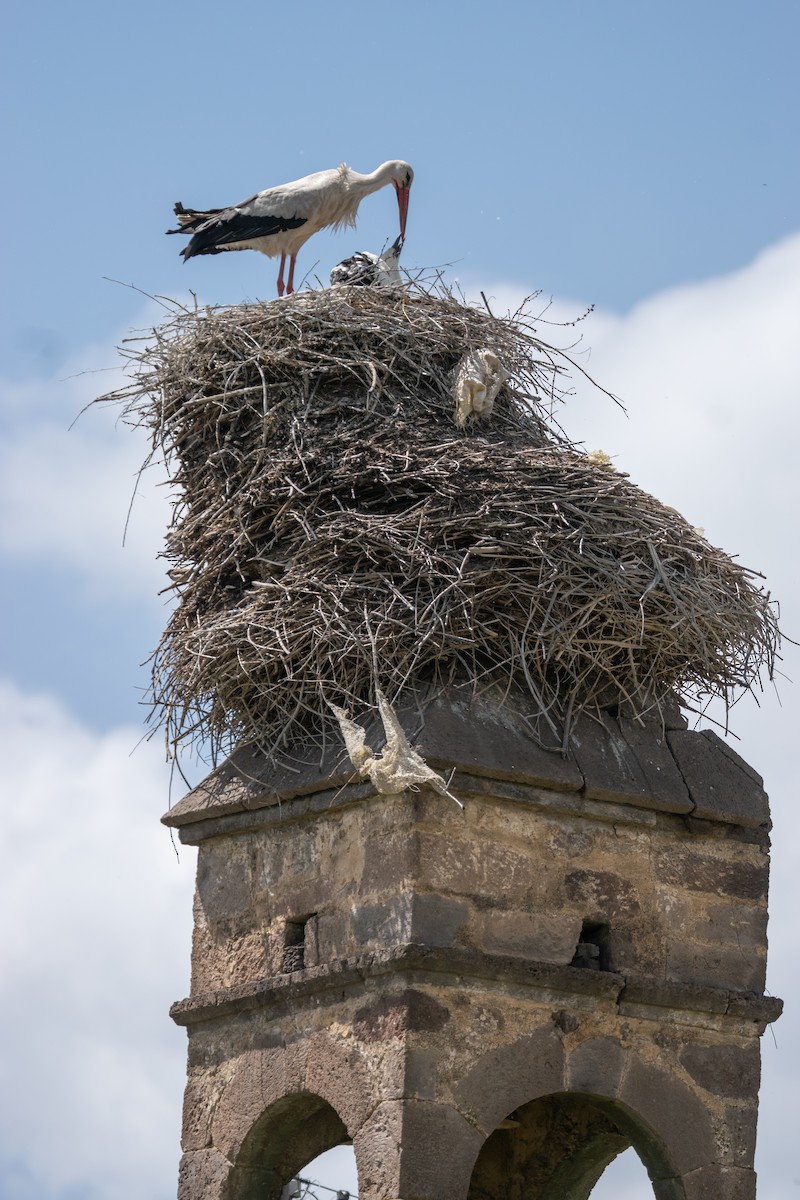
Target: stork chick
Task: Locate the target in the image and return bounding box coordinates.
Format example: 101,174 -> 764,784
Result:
330,235 -> 404,288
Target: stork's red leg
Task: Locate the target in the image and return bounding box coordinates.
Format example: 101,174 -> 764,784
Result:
277,252 -> 287,297
286,254 -> 297,296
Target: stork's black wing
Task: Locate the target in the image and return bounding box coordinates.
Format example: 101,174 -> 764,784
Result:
180,209 -> 308,259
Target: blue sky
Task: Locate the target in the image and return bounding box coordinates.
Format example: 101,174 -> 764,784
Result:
1,3 -> 798,1198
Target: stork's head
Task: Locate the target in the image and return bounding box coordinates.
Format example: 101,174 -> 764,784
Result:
388,161 -> 413,239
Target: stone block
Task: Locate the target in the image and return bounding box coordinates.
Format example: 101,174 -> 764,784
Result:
316,909 -> 353,961
689,901 -> 768,954
361,825 -> 418,893
564,869 -> 642,919
725,993 -> 783,1027
304,1031 -> 381,1135
667,730 -> 769,829
680,1163 -> 756,1200
619,716 -> 693,812
403,1047 -> 439,1100
177,1148 -> 235,1200
571,711 -> 651,805
351,892 -> 414,947
566,1036 -> 626,1096
181,1075 -> 215,1151
416,830 -> 536,907
606,918 -> 667,977
351,989 -> 451,1042
468,909 -> 579,964
679,1042 -> 761,1099
617,1057 -> 716,1175
722,1101 -> 758,1167
196,841 -> 253,923
163,738 -> 352,829
410,892 -> 471,947
654,848 -> 768,902
454,1026 -> 565,1133
354,1099 -> 483,1200
211,1047 -> 294,1161
412,689 -> 584,792
666,938 -> 765,992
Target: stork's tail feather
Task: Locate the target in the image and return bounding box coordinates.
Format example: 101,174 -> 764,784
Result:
166,202 -> 219,235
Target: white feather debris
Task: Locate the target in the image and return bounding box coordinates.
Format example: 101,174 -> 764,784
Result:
329,691 -> 463,808
584,449 -> 615,469
452,348 -> 508,428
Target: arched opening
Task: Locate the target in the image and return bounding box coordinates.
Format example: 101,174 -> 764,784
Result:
467,1093 -> 684,1200
590,1147 -> 656,1197
227,1092 -> 352,1200
289,1145 -> 358,1198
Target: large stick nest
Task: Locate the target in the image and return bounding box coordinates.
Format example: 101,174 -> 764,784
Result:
106,286 -> 780,759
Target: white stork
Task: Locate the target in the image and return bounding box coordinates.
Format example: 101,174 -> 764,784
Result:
330,235 -> 404,288
167,160 -> 413,297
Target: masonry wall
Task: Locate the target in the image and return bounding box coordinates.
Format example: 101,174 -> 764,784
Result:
165,693 -> 780,1200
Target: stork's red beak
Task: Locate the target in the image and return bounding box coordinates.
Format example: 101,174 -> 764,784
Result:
395,182 -> 410,240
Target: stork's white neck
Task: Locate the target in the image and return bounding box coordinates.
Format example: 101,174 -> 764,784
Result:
344,161 -> 407,195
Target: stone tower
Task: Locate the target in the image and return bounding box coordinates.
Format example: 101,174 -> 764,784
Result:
117,287 -> 780,1199
164,685 -> 780,1200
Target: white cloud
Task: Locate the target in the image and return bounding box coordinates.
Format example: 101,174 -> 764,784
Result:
0,681 -> 195,1200
0,307 -> 176,604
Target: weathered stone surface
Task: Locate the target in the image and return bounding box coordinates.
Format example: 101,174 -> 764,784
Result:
566,1036 -> 626,1097
181,1075 -> 216,1151
654,848 -> 768,902
571,711 -> 652,805
722,1101 -> 758,1167
169,707 -> 779,1200
354,1098 -> 483,1200
416,830 -> 536,907
468,909 -> 579,963
619,977 -> 728,1017
396,1101 -> 485,1200
352,990 -> 451,1041
617,1057 -> 716,1175
403,1046 -> 439,1100
668,729 -> 769,829
409,892 -> 471,946
351,893 -> 414,947
316,909 -> 352,961
686,899 -> 768,954
210,1047 -> 294,1161
564,869 -> 642,919
679,1042 -> 760,1099
680,1163 -> 756,1200
415,689 -> 584,793
163,739 -> 353,828
667,938 -> 765,993
196,840 -> 253,922
177,1148 -> 234,1199
361,824 -> 418,892
725,993 -> 783,1027
303,1032 -> 381,1135
454,1027 -> 566,1134
619,716 -> 693,812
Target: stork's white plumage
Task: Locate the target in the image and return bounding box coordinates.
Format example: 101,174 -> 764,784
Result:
167,160 -> 413,297
330,235 -> 404,288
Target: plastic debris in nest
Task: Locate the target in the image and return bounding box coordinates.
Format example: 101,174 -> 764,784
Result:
452,348 -> 509,427
329,691 -> 463,807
